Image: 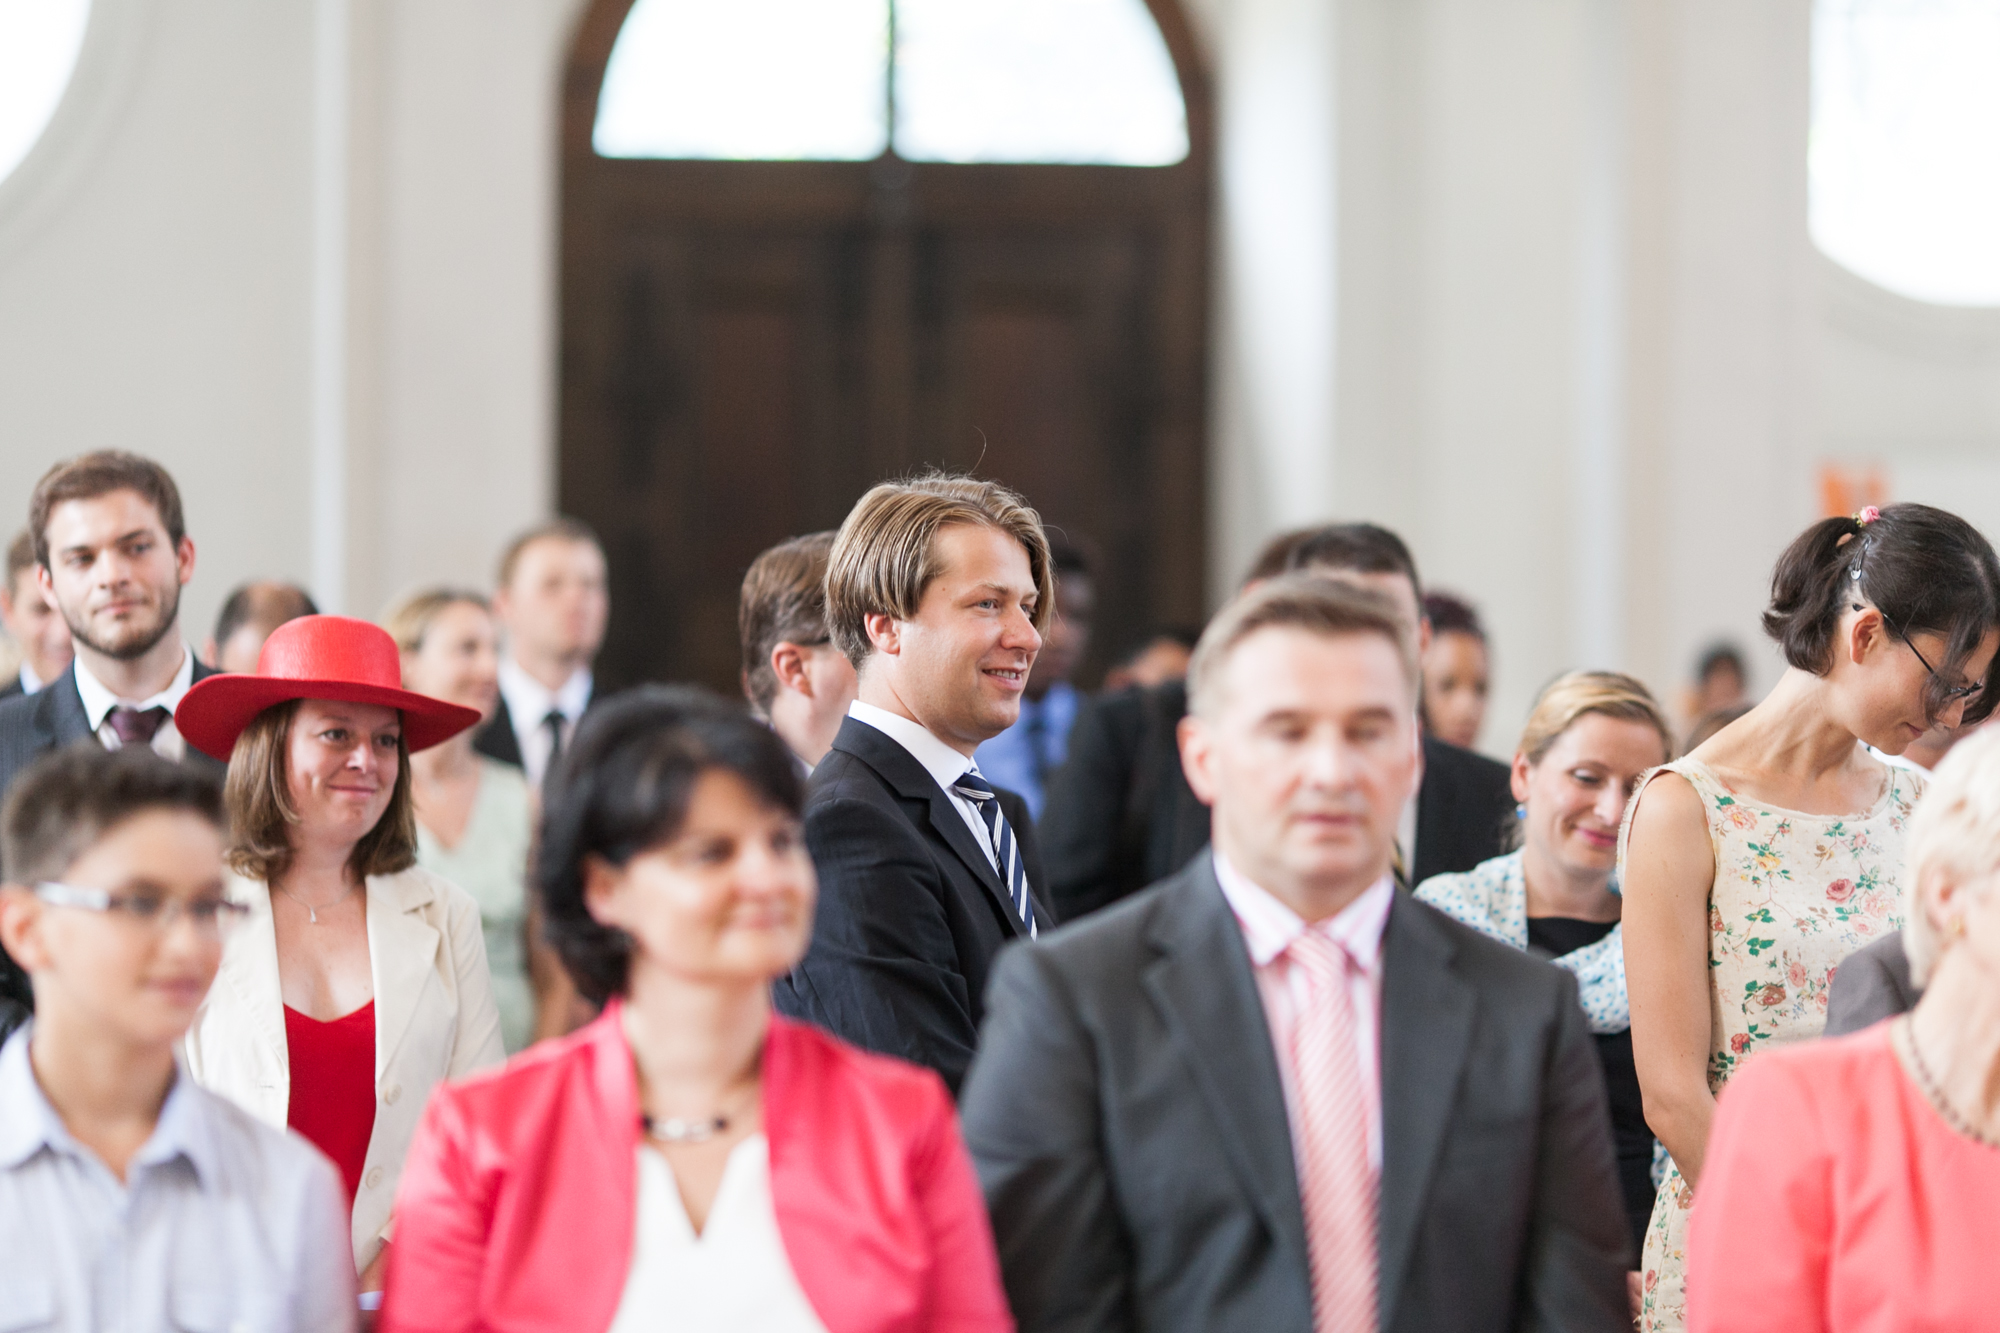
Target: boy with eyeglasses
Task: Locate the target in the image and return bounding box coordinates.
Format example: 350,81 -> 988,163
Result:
0,746 -> 355,1331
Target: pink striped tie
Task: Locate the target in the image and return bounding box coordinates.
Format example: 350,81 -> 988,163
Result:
1288,931 -> 1378,1333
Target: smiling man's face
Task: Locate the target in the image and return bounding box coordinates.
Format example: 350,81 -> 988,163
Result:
866,522 -> 1043,755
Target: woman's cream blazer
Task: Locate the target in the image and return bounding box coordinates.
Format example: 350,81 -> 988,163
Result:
182,865 -> 506,1271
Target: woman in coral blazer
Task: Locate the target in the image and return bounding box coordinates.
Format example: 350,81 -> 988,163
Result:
381,687 -> 1012,1333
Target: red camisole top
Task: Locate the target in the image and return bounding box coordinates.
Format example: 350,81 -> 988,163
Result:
285,1001 -> 377,1205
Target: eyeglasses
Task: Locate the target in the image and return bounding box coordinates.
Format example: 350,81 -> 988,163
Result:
34,881 -> 251,938
1854,604 -> 1985,706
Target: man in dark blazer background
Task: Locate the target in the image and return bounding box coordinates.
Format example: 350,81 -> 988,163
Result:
1041,522 -> 1515,921
473,517 -> 608,788
0,530 -> 72,699
773,473 -> 1056,1094
962,576 -> 1629,1332
0,452 -> 227,1019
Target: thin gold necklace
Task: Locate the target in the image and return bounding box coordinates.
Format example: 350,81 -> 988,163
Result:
274,880 -> 357,925
1896,1016 -> 2000,1150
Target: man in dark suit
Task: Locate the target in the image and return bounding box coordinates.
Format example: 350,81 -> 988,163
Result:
773,474 -> 1057,1094
0,530 -> 72,699
473,518 -> 608,788
0,453 -> 228,1013
1041,522 -> 1515,921
962,576 -> 1629,1332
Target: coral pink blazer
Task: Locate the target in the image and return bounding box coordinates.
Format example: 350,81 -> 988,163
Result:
379,1002 -> 1013,1333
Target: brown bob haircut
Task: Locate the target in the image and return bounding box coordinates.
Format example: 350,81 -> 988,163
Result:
739,531 -> 837,715
29,451 -> 187,569
825,471 -> 1054,667
223,700 -> 418,884
1188,574 -> 1418,720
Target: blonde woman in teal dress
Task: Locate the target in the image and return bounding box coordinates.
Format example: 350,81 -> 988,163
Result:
1620,505 -> 2000,1332
386,589 -> 563,1053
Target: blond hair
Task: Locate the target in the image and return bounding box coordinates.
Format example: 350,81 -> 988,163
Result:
1517,671 -> 1674,767
825,471 -> 1053,667
1904,725 -> 2000,986
1187,575 -> 1417,719
382,587 -> 490,655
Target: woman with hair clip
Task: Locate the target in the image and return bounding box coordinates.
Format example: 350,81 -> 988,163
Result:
1621,504 -> 2000,1332
1417,670 -> 1674,1261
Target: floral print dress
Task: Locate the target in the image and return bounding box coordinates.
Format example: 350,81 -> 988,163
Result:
1618,756 -> 1922,1332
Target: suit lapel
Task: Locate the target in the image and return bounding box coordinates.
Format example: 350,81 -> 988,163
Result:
1375,893 -> 1477,1326
36,667 -> 92,748
367,872 -> 442,1080
220,877 -> 292,1123
1142,862 -> 1310,1270
830,719 -> 1024,937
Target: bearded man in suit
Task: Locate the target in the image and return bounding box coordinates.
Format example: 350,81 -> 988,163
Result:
0,451 -> 227,1016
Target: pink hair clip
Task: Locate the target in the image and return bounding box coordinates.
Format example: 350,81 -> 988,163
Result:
1855,505 -> 1881,526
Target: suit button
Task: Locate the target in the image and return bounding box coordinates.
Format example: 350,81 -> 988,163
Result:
366,1166 -> 384,1190
383,1084 -> 401,1105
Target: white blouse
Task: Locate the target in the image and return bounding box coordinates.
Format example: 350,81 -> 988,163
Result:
608,1135 -> 830,1333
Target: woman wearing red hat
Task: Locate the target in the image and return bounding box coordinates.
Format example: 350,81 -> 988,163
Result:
177,614 -> 507,1303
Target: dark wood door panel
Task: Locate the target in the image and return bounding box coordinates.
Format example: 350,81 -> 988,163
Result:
562,1 -> 1212,693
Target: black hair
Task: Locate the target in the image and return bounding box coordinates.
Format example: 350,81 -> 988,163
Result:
535,685 -> 805,1005
1281,523 -> 1424,601
1047,535 -> 1093,581
1696,641 -> 1746,683
1763,504 -> 2000,725
1423,590 -> 1485,642
2,745 -> 223,886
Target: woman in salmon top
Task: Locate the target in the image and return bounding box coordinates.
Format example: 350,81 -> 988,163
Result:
176,615 -> 505,1299
381,686 -> 1012,1333
1687,723 -> 2000,1331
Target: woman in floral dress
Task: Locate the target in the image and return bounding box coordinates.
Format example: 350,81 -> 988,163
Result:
1620,504 -> 2000,1332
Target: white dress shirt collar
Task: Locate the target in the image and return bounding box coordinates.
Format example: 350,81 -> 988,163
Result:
846,699 -> 976,792
17,659 -> 45,695
1212,851 -> 1394,972
497,655 -> 592,728
72,644 -> 194,734
0,1027 -> 216,1185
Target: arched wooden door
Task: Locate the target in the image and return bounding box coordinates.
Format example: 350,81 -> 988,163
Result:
559,0 -> 1212,692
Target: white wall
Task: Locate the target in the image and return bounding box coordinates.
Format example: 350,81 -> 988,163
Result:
0,0 -> 584,646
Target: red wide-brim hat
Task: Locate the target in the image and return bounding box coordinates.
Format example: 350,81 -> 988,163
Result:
175,614 -> 484,761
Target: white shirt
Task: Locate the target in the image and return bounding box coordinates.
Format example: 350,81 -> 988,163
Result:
846,700 -> 996,873
1213,852 -> 1391,1171
17,659 -> 46,694
609,1137 -> 829,1333
0,1027 -> 356,1333
497,655 -> 592,788
73,645 -> 194,761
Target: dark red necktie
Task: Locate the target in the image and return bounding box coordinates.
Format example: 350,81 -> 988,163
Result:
107,706 -> 172,747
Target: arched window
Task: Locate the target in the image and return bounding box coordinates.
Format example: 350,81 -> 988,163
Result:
1811,0 -> 2000,306
0,0 -> 91,186
594,0 -> 1188,166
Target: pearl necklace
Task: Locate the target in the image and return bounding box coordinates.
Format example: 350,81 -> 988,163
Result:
1895,1016 -> 2000,1150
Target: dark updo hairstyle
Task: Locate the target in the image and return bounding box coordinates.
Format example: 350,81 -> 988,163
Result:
535,685 -> 805,1005
1763,504 -> 2000,725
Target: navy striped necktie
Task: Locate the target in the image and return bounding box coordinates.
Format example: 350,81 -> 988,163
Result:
951,768 -> 1037,936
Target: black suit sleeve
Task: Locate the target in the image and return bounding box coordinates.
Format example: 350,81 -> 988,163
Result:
778,795 -> 984,1092
962,944 -> 1136,1333
1523,970 -> 1634,1332
1039,690 -> 1144,921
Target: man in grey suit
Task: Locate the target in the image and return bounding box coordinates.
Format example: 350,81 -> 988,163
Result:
1824,929 -> 1920,1035
961,576 -> 1629,1333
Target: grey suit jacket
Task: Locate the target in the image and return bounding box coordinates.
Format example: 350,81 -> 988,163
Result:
1824,930 -> 1920,1037
960,857 -> 1629,1333
0,659 -> 227,1009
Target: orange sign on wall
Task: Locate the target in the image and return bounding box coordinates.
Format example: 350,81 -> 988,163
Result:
1819,462 -> 1888,519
